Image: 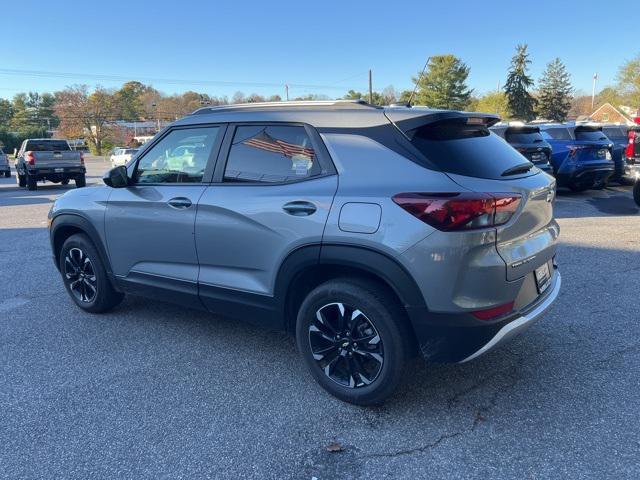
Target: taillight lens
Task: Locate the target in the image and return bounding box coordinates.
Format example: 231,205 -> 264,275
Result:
627,131 -> 636,159
25,151 -> 35,165
80,152 -> 85,164
392,192 -> 522,231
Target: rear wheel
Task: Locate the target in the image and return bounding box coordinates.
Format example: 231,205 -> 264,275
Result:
568,183 -> 589,192
75,175 -> 86,188
633,181 -> 640,207
61,178 -> 70,185
59,234 -> 124,313
4,171 -> 9,178
26,175 -> 37,191
296,278 -> 410,405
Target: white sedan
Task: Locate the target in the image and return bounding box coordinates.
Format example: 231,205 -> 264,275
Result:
110,148 -> 138,167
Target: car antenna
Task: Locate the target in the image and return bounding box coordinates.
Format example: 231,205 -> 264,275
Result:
407,57 -> 431,107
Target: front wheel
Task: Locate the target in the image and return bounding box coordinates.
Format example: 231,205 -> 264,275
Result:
59,234 -> 124,313
296,278 -> 410,405
16,172 -> 26,187
633,181 -> 640,207
75,175 -> 86,188
26,175 -> 37,191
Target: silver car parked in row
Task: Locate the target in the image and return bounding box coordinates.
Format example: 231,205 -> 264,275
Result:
48,101 -> 561,405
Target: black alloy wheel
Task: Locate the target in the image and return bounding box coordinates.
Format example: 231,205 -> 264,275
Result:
64,247 -> 98,303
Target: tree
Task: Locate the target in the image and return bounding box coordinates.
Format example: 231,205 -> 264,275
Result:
0,99 -> 12,126
616,55 -> 640,107
476,91 -> 509,118
504,44 -> 536,121
412,55 -> 472,110
55,85 -> 119,155
344,86 -> 399,106
537,58 -> 573,122
596,87 -> 625,108
116,81 -> 156,121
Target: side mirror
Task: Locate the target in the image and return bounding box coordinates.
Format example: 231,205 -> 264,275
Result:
103,165 -> 129,188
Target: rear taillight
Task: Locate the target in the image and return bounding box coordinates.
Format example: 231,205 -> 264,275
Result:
627,131 -> 636,159
80,152 -> 85,164
25,151 -> 35,165
392,192 -> 522,232
471,301 -> 515,321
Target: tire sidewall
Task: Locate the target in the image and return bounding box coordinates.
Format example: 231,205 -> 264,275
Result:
59,234 -> 109,312
296,280 -> 406,405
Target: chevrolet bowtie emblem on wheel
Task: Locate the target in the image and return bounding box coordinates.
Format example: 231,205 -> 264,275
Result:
546,190 -> 554,202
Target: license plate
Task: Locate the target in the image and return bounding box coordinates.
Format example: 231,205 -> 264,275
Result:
54,168 -> 64,173
534,263 -> 551,294
53,153 -> 62,158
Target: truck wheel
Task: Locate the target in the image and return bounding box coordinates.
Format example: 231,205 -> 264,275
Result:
16,173 -> 26,187
59,233 -> 124,313
75,175 -> 86,188
4,171 -> 10,178
633,181 -> 640,207
26,175 -> 37,191
296,278 -> 411,406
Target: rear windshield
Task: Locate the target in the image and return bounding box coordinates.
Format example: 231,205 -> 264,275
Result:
602,127 -> 625,139
409,120 -> 536,180
542,128 -> 573,140
25,140 -> 70,151
505,131 -> 545,144
575,129 -> 608,142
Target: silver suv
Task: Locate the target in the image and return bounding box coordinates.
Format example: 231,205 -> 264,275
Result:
49,101 -> 561,405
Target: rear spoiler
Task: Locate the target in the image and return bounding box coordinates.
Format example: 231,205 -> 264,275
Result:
385,109 -> 500,136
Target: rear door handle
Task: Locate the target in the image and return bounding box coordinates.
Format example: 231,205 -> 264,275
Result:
167,197 -> 193,209
282,200 -> 317,216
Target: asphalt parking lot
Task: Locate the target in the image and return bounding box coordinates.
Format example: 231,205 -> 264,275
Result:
1,156 -> 639,479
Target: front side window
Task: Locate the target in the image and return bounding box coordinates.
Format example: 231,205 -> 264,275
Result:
135,127 -> 220,184
224,125 -> 321,183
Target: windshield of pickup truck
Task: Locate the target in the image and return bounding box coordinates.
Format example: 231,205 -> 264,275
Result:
25,140 -> 71,151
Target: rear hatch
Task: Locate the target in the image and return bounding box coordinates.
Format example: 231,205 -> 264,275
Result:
572,126 -> 614,166
504,127 -> 552,170
387,110 -> 558,281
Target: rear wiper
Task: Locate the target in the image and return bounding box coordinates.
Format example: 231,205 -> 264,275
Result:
501,162 -> 533,177
532,138 -> 544,143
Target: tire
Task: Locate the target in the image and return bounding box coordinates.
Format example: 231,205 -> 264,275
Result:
16,173 -> 26,187
59,233 -> 124,313
4,171 -> 10,178
26,175 -> 37,191
61,178 -> 70,185
296,278 -> 410,406
75,175 -> 86,188
633,181 -> 640,207
620,176 -> 635,186
568,183 -> 589,192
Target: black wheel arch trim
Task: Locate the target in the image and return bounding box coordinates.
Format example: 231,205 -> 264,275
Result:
49,213 -> 120,291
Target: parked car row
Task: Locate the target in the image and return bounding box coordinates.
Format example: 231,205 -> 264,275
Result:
492,121 -> 640,191
109,147 -> 139,168
0,148 -> 11,178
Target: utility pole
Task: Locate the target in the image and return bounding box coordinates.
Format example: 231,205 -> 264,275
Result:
591,73 -> 598,111
368,70 -> 373,104
285,84 -> 289,101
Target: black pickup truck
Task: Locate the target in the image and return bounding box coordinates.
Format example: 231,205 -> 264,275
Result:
15,138 -> 86,191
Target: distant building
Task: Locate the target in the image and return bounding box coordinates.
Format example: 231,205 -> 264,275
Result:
590,103 -> 638,125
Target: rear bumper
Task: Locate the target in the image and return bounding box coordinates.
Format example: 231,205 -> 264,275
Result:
407,269 -> 561,363
556,165 -> 613,187
27,166 -> 86,176
624,164 -> 640,180
0,165 -> 9,173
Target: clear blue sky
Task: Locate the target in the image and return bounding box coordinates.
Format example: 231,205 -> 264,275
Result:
2,0 -> 638,100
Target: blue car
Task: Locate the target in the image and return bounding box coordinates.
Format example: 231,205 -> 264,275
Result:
602,124 -> 632,184
539,123 -> 614,191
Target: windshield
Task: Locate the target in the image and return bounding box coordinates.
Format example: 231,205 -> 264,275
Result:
542,128 -> 573,140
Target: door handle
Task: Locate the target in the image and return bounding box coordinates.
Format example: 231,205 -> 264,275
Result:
167,197 -> 192,209
282,200 -> 317,216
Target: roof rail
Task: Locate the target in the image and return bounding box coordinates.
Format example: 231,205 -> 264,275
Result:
191,99 -> 379,115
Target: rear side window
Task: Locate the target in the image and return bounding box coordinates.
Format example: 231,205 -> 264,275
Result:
25,140 -> 70,151
602,127 -> 625,139
575,129 -> 608,142
542,128 -> 573,140
224,125 -> 321,183
124,149 -> 138,155
505,131 -> 545,144
408,119 -> 535,180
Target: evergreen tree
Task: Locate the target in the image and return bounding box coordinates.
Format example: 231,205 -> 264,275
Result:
537,58 -> 573,122
504,44 -> 536,121
413,55 -> 472,110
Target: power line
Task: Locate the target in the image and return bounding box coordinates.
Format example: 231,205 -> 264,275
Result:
0,68 -> 368,92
